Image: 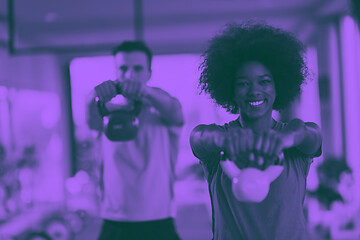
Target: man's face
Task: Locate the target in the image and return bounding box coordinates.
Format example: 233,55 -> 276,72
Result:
234,61 -> 276,119
114,51 -> 151,83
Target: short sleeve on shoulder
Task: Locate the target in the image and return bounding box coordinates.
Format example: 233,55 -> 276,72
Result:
312,144 -> 322,158
190,123 -> 225,162
298,143 -> 322,160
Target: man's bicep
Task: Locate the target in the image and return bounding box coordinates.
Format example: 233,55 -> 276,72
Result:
172,98 -> 185,126
151,87 -> 184,126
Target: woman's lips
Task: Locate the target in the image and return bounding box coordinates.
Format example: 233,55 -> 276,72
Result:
247,99 -> 266,106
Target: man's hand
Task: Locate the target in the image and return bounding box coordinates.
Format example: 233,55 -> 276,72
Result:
94,80 -> 118,103
120,80 -> 149,101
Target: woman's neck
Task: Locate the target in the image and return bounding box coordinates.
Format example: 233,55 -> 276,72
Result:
238,112 -> 275,133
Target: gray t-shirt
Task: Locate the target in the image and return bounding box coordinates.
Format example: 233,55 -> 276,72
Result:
196,119 -> 321,240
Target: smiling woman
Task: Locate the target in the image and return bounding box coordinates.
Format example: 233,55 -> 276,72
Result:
190,21 -> 322,240
199,21 -> 308,114
234,61 -> 276,124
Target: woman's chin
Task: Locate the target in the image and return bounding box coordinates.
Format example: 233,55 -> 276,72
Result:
244,110 -> 267,120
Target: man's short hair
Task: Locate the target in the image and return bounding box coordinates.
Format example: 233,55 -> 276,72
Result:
112,41 -> 152,70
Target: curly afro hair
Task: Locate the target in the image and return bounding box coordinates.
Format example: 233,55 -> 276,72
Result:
351,0 -> 360,26
199,21 -> 309,113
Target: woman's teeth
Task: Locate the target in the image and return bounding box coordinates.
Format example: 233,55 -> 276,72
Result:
249,100 -> 265,106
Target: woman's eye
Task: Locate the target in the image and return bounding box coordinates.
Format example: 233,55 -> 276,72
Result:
260,79 -> 271,84
237,82 -> 248,87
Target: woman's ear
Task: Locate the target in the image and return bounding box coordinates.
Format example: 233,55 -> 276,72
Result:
231,101 -> 240,114
272,97 -> 277,109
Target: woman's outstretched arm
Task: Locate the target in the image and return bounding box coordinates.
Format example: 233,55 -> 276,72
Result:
190,124 -> 226,161
282,119 -> 322,156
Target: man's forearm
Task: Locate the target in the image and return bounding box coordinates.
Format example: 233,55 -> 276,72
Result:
86,91 -> 104,131
144,87 -> 184,126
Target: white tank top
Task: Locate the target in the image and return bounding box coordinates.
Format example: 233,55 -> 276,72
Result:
100,102 -> 181,221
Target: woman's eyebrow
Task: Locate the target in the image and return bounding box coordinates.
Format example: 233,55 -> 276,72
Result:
259,74 -> 272,78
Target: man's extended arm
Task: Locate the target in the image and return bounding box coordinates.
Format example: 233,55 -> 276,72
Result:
86,90 -> 103,132
144,87 -> 184,126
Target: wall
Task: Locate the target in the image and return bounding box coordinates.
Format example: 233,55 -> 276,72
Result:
0,47 -> 71,203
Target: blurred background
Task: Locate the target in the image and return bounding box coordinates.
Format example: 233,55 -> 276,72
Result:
0,0 -> 359,239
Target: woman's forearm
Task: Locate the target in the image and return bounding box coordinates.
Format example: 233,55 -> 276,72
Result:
284,119 -> 322,155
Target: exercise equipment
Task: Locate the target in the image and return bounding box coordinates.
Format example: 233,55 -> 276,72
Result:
96,84 -> 142,142
43,216 -> 73,240
23,231 -> 51,240
64,210 -> 86,234
220,151 -> 284,203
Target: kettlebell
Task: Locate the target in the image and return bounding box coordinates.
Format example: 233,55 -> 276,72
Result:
96,85 -> 142,142
44,216 -> 73,240
220,151 -> 284,203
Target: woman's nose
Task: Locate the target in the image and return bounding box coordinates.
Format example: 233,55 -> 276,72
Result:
248,82 -> 261,95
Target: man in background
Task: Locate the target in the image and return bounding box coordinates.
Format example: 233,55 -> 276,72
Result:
86,41 -> 184,240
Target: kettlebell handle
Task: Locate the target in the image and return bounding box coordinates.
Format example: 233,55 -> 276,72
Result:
219,151 -> 284,177
220,151 -> 241,178
115,81 -> 123,95
220,151 -> 284,202
96,99 -> 142,118
95,81 -> 142,118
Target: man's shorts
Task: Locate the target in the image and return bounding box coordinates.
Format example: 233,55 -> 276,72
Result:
97,217 -> 181,240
